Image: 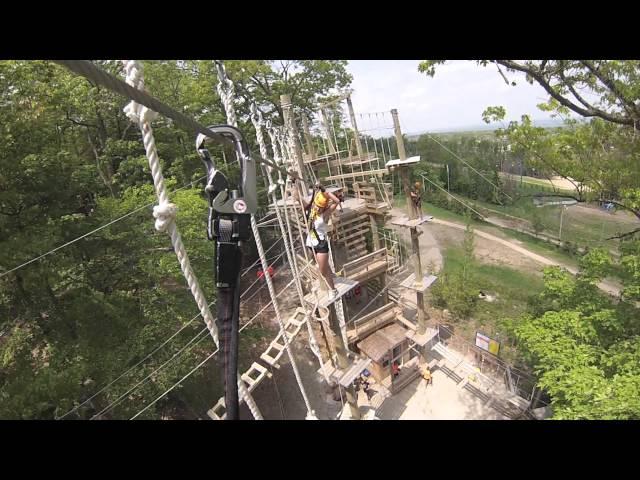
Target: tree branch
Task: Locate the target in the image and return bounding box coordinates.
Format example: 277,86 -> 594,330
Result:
558,65 -> 599,111
65,111 -> 97,129
580,60 -> 640,117
494,61 -> 511,85
496,60 -> 634,127
606,227 -> 640,240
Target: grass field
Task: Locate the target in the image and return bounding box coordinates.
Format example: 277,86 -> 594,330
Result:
466,195 -> 637,251
434,246 -> 544,363
394,193 -> 582,266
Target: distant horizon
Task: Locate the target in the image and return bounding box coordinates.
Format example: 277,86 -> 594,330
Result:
347,61 -> 578,135
406,117 -> 569,136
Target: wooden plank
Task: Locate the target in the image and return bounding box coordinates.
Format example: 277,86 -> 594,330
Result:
345,238 -> 366,249
335,213 -> 368,228
347,303 -> 397,342
343,248 -> 387,273
396,314 -> 417,331
324,168 -> 388,181
207,398 -> 226,420
346,261 -> 388,284
400,273 -> 438,292
241,362 -> 270,392
339,230 -> 369,243
303,277 -> 359,308
338,358 -> 372,388
336,222 -> 370,237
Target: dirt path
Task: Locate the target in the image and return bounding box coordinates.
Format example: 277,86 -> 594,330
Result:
389,208 -> 621,296
431,217 -> 621,296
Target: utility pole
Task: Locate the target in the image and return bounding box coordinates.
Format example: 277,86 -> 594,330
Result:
301,115 -> 316,160
559,205 -> 566,241
281,94 -> 307,193
319,108 -> 336,155
391,109 -> 428,336
346,94 -> 364,159
446,164 -> 450,193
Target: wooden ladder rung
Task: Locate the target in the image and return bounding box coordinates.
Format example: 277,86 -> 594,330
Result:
260,340 -> 286,368
241,362 -> 270,392
207,397 -> 226,420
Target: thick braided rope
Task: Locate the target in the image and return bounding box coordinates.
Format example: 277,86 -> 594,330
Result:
265,120 -> 285,188
265,122 -> 329,375
216,62 -> 314,418
273,131 -> 313,267
277,128 -> 348,348
213,61 -> 274,421
122,60 -> 218,347
251,106 -> 323,413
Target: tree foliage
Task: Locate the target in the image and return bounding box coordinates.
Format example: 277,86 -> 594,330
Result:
0,60 -> 351,419
419,60 -> 640,419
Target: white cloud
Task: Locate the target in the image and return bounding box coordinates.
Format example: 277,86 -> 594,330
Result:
345,60 -> 570,135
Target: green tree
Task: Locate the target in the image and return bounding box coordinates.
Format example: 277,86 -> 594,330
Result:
0,60 -> 275,419
514,249 -> 640,419
420,60 -> 640,128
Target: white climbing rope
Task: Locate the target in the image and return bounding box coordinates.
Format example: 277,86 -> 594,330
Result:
216,62 -> 317,419
211,63 -> 270,421
249,103 -> 316,418
121,60 -> 218,348
262,111 -> 333,387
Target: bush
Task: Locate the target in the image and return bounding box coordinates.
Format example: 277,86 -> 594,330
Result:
431,273 -> 478,319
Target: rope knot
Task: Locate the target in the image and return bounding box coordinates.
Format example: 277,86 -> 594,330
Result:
153,202 -> 178,232
124,103 -> 159,126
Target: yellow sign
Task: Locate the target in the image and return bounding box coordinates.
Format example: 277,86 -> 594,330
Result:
475,331 -> 500,356
488,339 -> 500,355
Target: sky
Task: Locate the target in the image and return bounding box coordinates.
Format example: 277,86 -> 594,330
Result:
345,60 -> 569,135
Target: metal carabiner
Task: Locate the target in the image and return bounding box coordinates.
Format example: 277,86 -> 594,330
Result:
196,125 -> 257,216
196,124 -> 257,243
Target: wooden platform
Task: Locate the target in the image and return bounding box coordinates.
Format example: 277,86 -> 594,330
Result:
405,327 -> 439,347
341,156 -> 380,167
400,273 -> 438,292
395,313 -> 417,331
303,150 -> 347,164
347,302 -> 398,344
303,277 -> 359,309
341,248 -> 388,284
390,215 -> 433,228
324,168 -> 388,181
385,156 -> 420,168
338,357 -> 372,388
